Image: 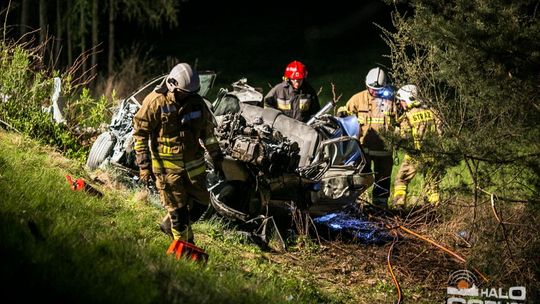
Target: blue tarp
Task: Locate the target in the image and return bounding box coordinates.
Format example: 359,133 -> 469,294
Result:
313,211 -> 392,245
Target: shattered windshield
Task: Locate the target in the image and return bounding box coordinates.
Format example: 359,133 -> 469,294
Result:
213,95 -> 241,116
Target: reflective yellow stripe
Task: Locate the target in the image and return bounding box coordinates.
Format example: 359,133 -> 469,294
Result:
185,157 -> 206,178
394,191 -> 406,198
134,140 -> 148,152
277,103 -> 291,110
155,152 -> 183,160
277,98 -> 291,110
160,137 -> 181,154
152,158 -> 184,170
171,227 -> 193,241
367,117 -> 385,124
357,116 -> 365,125
299,98 -> 309,111
204,136 -> 218,146
187,165 -> 206,178
394,186 -> 407,198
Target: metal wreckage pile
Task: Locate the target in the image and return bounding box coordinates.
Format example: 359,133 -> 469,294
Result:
85,74 -> 392,249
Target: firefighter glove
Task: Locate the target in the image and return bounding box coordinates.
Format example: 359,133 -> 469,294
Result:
212,153 -> 224,177
139,168 -> 155,185
336,106 -> 351,117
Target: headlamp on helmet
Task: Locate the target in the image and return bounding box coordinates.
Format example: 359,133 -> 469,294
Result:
374,86 -> 394,99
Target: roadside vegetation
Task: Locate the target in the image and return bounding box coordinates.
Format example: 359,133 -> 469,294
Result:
0,0 -> 539,303
0,131 -> 337,303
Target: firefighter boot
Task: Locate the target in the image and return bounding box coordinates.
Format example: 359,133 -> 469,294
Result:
392,185 -> 407,208
166,207 -> 208,263
169,207 -> 192,242
159,214 -> 173,239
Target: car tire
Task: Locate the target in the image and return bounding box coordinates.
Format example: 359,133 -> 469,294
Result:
86,132 -> 116,170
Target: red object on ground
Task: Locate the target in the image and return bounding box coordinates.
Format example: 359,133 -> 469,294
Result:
166,239 -> 209,263
65,175 -> 103,197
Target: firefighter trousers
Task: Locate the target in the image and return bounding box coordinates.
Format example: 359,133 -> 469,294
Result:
393,154 -> 442,205
364,152 -> 393,206
155,171 -> 210,241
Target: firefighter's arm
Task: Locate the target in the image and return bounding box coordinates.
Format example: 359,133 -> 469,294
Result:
133,97 -> 159,182
263,86 -> 278,109
308,91 -> 321,117
200,107 -> 224,173
336,95 -> 356,117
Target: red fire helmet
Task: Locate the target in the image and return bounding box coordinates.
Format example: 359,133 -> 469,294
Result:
284,60 -> 307,80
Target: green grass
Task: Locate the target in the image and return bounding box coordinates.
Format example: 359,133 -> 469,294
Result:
0,131 -> 339,303
384,151 -> 476,205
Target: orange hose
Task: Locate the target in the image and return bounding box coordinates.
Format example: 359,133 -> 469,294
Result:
387,235 -> 403,304
396,225 -> 489,283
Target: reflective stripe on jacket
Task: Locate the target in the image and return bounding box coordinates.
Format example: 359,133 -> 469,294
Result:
263,80 -> 320,123
133,90 -> 220,177
398,107 -> 439,150
345,90 -> 395,151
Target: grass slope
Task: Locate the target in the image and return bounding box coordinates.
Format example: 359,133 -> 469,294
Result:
0,131 -> 334,303
5,130 -> 536,303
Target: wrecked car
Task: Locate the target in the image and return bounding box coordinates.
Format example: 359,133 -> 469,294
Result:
87,73 -> 385,245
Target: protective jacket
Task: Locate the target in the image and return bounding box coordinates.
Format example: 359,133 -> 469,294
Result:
393,105 -> 442,206
397,106 -> 440,150
344,89 -> 395,206
263,80 -> 320,122
133,89 -> 220,180
345,90 -> 395,154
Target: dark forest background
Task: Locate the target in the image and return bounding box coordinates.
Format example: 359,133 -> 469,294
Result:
0,0 -> 396,102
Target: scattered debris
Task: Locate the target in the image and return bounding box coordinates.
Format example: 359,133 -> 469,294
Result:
65,175 -> 103,197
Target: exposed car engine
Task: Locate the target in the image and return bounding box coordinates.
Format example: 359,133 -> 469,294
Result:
216,112 -> 300,177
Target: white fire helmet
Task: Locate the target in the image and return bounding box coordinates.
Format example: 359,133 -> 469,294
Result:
365,67 -> 387,90
396,84 -> 420,108
165,63 -> 200,93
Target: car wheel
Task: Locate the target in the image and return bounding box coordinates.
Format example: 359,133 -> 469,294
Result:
86,132 -> 116,170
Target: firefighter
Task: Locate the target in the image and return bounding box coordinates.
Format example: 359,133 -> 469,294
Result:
133,63 -> 223,259
263,60 -> 321,123
337,67 -> 396,207
392,84 -> 442,207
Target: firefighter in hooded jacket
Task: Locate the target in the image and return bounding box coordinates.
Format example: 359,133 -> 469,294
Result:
338,67 -> 396,207
392,84 -> 442,207
133,63 -> 223,251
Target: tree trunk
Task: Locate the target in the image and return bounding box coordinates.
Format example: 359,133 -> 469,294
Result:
91,0 -> 99,82
66,0 -> 73,66
55,0 -> 63,64
108,0 -> 115,76
39,0 -> 47,45
80,1 -> 87,76
20,0 -> 29,39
